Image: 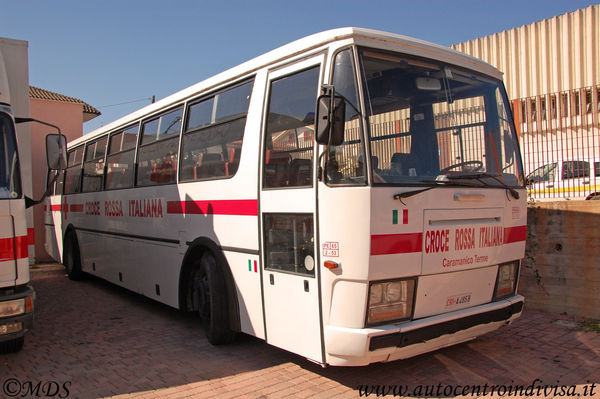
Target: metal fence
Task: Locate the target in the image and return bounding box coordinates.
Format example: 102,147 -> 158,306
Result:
515,85 -> 600,200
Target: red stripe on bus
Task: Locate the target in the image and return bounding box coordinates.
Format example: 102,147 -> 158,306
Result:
50,204 -> 62,211
167,200 -> 258,216
504,225 -> 527,243
0,235 -> 29,262
70,204 -> 83,212
27,228 -> 34,246
372,225 -> 526,256
371,233 -> 423,255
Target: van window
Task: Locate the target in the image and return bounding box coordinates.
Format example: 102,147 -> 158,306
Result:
527,162 -> 557,184
562,161 -> 589,180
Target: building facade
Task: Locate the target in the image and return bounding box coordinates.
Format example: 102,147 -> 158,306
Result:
453,5 -> 600,199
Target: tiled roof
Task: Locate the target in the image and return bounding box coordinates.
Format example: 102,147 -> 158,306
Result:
29,86 -> 101,116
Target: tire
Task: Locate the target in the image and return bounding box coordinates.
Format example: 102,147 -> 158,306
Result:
64,232 -> 83,280
195,252 -> 236,345
0,337 -> 24,353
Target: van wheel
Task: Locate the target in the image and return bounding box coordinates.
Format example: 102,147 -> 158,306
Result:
0,337 -> 24,353
64,232 -> 83,280
195,252 -> 236,345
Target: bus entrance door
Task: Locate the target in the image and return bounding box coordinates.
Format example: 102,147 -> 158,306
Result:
259,56 -> 324,364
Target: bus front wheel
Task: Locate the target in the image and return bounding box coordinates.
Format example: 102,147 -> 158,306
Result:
195,252 -> 236,345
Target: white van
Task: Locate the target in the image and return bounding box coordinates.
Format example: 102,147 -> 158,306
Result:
526,158 -> 600,200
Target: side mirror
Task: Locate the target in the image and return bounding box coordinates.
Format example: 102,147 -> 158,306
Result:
415,77 -> 441,91
316,94 -> 345,146
46,134 -> 67,170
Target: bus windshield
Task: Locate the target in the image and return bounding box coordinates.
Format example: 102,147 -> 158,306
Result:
359,48 -> 523,187
0,112 -> 21,199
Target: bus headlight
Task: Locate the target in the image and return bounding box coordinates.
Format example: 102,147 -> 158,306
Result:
493,261 -> 519,300
0,298 -> 26,317
366,278 -> 415,326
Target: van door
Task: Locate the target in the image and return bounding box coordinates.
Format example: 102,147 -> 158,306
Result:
259,56 -> 324,363
560,160 -> 591,199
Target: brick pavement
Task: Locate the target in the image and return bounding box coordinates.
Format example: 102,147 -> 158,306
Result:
0,265 -> 598,398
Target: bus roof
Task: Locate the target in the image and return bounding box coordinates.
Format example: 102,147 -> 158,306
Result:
72,27 -> 502,147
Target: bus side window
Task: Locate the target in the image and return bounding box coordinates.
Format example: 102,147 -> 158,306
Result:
64,146 -> 84,194
263,67 -> 319,188
326,48 -> 367,185
180,79 -> 253,182
82,136 -> 108,193
106,124 -> 138,190
136,107 -> 182,186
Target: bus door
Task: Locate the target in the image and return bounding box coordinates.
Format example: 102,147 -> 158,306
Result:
259,56 -> 324,363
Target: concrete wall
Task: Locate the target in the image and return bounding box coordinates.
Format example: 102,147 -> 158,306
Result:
30,98 -> 83,262
520,200 -> 600,318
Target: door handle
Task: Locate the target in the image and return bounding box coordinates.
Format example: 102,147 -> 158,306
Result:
269,274 -> 274,285
547,184 -> 554,188
304,280 -> 309,292
583,180 -> 590,185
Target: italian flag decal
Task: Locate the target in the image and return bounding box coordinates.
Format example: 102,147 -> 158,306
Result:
393,209 -> 408,225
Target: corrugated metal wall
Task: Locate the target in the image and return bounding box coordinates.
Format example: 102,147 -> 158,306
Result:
453,5 -> 600,200
452,4 -> 600,100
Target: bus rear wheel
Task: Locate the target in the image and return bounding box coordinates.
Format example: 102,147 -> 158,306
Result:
64,232 -> 83,280
195,252 -> 236,345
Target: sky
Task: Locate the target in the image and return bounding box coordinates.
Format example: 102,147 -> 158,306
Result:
1,0 -> 597,135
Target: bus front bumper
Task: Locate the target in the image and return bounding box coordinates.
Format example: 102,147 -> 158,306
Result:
324,295 -> 524,366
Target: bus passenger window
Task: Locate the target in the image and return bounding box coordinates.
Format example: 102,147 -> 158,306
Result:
137,107 -> 182,186
180,79 -> 253,182
264,67 -> 319,188
64,146 -> 84,194
82,136 -> 108,193
105,124 -> 138,190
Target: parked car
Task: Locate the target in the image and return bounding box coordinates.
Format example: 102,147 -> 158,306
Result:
526,158 -> 600,200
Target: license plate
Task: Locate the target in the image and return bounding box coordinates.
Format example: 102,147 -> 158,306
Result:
0,322 -> 22,335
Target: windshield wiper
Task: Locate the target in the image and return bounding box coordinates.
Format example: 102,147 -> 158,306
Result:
443,172 -> 520,199
393,187 -> 435,201
393,180 -> 481,204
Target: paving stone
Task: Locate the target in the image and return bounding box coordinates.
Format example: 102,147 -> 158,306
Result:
0,266 -> 598,398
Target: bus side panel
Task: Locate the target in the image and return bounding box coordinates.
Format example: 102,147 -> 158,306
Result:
223,252 -> 264,338
200,69 -> 265,338
318,186 -> 372,330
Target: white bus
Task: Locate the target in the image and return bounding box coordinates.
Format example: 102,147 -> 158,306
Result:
48,28 -> 526,366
